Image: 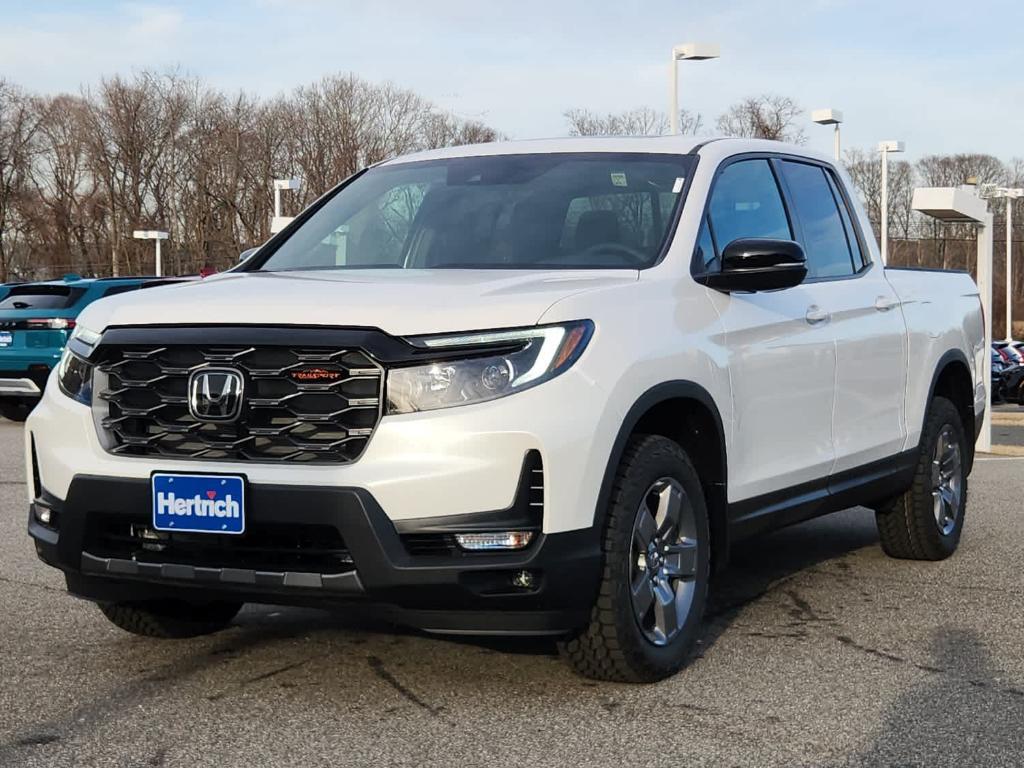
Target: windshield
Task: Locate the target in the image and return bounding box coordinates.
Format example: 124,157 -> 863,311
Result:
255,152 -> 695,272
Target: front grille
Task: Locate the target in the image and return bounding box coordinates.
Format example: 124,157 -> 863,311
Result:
96,344 -> 384,463
84,513 -> 355,574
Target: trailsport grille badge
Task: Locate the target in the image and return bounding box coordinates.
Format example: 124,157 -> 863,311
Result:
289,367 -> 343,383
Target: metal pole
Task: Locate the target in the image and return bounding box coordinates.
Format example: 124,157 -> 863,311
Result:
670,55 -> 679,135
880,147 -> 889,263
978,213 -> 994,452
274,187 -> 283,219
1007,197 -> 1014,341
834,124 -> 841,163
155,238 -> 162,277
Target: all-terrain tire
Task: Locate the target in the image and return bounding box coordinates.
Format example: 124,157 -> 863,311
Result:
875,396 -> 968,561
98,600 -> 243,639
559,434 -> 710,682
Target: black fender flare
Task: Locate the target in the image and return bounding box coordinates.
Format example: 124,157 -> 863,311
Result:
593,381 -> 729,568
924,347 -> 976,463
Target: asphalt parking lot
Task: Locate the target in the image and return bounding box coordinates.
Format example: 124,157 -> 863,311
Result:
1,419 -> 1023,768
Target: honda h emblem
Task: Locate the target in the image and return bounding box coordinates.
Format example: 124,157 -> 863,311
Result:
188,368 -> 244,422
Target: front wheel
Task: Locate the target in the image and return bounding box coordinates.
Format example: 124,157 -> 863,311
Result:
98,599 -> 243,638
875,396 -> 968,560
559,435 -> 710,682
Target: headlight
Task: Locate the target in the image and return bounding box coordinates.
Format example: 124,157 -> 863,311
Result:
57,348 -> 93,405
386,321 -> 593,414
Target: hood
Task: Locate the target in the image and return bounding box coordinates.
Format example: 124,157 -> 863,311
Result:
76,269 -> 638,337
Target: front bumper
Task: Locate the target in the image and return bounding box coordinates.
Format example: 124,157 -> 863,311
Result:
28,475 -> 602,635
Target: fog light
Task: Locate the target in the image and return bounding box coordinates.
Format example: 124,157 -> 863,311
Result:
453,531 -> 535,551
33,502 -> 56,528
511,570 -> 537,589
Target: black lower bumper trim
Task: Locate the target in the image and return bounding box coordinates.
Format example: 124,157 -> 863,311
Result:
30,475 -> 602,635
80,552 -> 366,593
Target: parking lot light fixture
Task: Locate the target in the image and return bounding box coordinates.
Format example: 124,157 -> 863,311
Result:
812,109 -> 844,162
272,178 -> 302,234
878,141 -> 905,263
132,230 -> 169,277
670,43 -> 719,135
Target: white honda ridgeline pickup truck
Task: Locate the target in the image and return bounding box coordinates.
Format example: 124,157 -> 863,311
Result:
26,137 -> 985,682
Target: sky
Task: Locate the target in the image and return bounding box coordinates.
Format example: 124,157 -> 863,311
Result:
0,0 -> 1021,162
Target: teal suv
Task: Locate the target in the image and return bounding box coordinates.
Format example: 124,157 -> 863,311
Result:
0,276 -> 155,421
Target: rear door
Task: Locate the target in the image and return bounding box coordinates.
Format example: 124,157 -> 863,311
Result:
699,157 -> 838,502
775,159 -> 907,473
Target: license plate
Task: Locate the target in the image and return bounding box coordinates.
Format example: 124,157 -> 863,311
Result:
152,473 -> 245,534
0,332 -> 11,347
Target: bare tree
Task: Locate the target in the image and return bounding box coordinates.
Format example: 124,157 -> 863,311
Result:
0,81 -> 40,281
844,148 -> 914,243
564,107 -> 702,137
715,95 -> 806,144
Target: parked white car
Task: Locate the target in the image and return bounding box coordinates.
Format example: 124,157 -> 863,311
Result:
26,137 -> 985,681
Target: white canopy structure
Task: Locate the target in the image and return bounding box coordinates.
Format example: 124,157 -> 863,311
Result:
912,186 -> 993,451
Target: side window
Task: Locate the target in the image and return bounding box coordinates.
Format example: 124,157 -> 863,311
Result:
778,161 -> 856,279
826,172 -> 866,268
707,159 -> 791,253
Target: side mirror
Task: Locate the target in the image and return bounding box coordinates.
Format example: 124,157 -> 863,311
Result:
238,247 -> 259,263
696,238 -> 807,293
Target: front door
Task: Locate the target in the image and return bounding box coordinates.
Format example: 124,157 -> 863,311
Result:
698,158 -> 837,503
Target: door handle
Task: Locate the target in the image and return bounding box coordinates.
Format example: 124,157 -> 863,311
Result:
805,306 -> 830,325
875,296 -> 900,312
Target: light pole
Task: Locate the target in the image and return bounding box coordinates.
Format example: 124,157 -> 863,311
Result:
272,178 -> 302,234
982,187 -> 1024,340
811,109 -> 843,162
669,43 -> 719,135
878,140 -> 905,263
132,230 -> 169,277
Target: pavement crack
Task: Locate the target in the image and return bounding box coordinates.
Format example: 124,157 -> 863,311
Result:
834,634 -> 1024,701
0,574 -> 65,594
784,589 -> 832,624
245,659 -> 310,684
367,655 -> 443,718
836,634 -> 905,664
205,657 -> 319,701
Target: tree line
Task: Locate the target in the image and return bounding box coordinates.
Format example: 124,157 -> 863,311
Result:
0,71 -> 496,281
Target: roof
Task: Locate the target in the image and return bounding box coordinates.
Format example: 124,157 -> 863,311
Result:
378,135 -> 831,167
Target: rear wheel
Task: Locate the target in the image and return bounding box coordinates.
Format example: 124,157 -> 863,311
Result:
559,435 -> 710,682
98,599 -> 243,639
0,400 -> 32,422
875,396 -> 968,560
